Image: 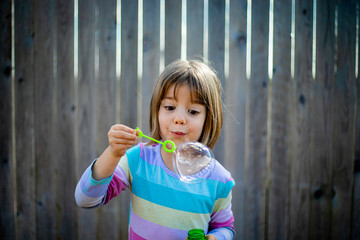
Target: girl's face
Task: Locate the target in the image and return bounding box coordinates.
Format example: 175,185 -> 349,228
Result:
158,84 -> 206,147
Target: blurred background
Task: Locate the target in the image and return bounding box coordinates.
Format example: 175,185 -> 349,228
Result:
0,0 -> 359,239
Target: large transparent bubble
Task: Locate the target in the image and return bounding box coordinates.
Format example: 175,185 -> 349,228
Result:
172,142 -> 215,183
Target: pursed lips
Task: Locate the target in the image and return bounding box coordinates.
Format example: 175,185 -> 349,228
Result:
171,131 -> 186,137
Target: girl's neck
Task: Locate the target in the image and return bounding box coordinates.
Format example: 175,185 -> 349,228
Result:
160,147 -> 174,172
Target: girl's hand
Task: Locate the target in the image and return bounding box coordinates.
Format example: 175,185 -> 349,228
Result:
92,124 -> 138,180
205,234 -> 217,240
108,124 -> 138,158
185,234 -> 217,240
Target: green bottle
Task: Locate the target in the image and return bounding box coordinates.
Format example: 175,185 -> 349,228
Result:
187,229 -> 206,240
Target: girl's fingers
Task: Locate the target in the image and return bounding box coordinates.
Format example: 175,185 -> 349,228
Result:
111,124 -> 136,134
109,127 -> 137,141
108,131 -> 138,141
107,124 -> 138,156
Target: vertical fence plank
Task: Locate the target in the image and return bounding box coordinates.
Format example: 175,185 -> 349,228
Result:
55,0 -> 76,238
120,0 -> 138,238
77,0 -> 97,239
142,0 -> 160,133
267,1 -> 292,239
120,0 -> 138,127
310,1 -> 335,239
96,0 -> 119,239
225,0 -> 247,238
208,0 -> 225,162
0,0 -> 15,239
34,0 -> 56,239
353,4 -> 360,237
187,0 -> 203,58
289,0 -> 313,239
165,0 -> 181,65
332,0 -> 357,239
14,0 -> 36,238
244,0 -> 269,239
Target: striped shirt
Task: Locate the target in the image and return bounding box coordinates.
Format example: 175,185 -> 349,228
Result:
75,143 -> 235,240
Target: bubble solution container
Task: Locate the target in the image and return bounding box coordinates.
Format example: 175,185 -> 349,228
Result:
187,229 -> 206,240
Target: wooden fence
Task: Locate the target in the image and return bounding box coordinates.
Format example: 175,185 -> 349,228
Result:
1,0 -> 359,239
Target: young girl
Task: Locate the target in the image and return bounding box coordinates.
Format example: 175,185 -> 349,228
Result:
75,59 -> 235,240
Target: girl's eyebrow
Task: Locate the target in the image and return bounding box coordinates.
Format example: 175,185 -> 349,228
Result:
162,96 -> 175,100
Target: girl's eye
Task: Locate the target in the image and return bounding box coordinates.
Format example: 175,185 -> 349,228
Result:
189,110 -> 200,115
165,106 -> 175,111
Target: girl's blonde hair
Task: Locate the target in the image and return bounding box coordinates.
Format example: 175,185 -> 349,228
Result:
148,59 -> 223,149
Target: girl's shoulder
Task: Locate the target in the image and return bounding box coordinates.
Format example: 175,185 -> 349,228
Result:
212,160 -> 234,183
210,160 -> 235,197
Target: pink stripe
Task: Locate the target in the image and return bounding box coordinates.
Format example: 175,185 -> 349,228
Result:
139,142 -> 143,158
104,174 -> 126,204
209,215 -> 235,231
129,210 -> 188,239
129,227 -> 147,240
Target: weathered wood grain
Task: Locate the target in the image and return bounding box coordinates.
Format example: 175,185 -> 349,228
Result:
208,0 -> 225,163
14,0 -> 36,238
224,0 -> 247,238
54,0 -> 76,238
310,1 -> 335,239
119,0 -> 139,239
0,0 -> 15,238
96,0 -> 120,239
267,0 -> 292,239
244,0 -> 269,239
353,6 -> 360,237
187,0 -> 204,58
142,0 -> 160,133
77,0 -> 97,239
332,0 -> 357,239
165,0 -> 181,65
34,0 -> 56,239
289,0 -> 313,239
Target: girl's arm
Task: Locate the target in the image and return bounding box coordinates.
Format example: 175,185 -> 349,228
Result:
207,190 -> 236,240
75,124 -> 137,207
92,124 -> 137,180
75,157 -> 130,208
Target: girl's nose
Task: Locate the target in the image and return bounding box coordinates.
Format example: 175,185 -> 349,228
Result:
174,116 -> 186,125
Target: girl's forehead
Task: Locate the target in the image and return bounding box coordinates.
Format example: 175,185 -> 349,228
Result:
164,83 -> 198,99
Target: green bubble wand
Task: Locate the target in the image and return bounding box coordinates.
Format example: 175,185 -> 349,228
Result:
135,127 -> 177,153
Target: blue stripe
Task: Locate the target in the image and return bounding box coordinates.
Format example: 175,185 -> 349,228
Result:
127,146 -> 220,196
126,144 -> 234,212
131,176 -> 214,214
88,162 -> 113,186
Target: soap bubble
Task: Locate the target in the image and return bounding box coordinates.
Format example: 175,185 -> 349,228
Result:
172,142 -> 215,183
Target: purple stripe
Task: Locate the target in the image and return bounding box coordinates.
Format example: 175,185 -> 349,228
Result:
129,210 -> 188,239
80,168 -> 109,198
140,143 -> 163,166
211,204 -> 233,223
206,161 -> 234,184
114,165 -> 130,187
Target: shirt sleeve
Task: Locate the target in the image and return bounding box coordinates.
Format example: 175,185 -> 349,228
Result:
207,179 -> 236,240
74,159 -> 112,208
75,155 -> 130,208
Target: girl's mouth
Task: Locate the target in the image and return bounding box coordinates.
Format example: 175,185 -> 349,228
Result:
171,131 -> 186,137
